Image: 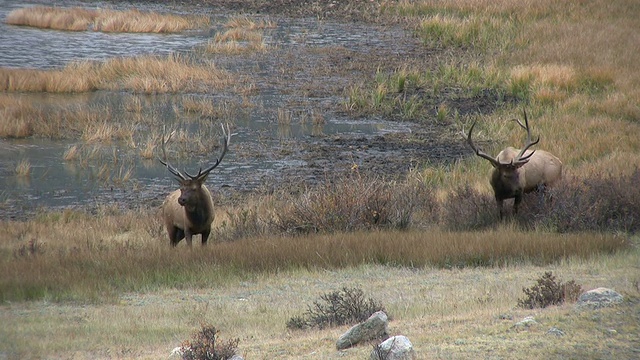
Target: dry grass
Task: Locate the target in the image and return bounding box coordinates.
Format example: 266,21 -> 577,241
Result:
224,16 -> 276,30
206,28 -> 269,54
205,15 -> 273,54
0,54 -> 234,94
5,6 -> 209,33
0,215 -> 637,359
13,159 -> 31,177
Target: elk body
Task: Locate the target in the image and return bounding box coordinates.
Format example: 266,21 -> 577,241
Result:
463,110 -> 562,218
159,124 -> 232,247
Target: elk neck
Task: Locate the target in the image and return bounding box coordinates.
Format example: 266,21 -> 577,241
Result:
183,192 -> 214,226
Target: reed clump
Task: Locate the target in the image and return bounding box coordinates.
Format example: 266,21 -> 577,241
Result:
5,6 -> 209,33
224,16 -> 276,30
0,54 -> 234,94
206,29 -> 268,54
14,159 -> 31,177
205,15 -> 273,54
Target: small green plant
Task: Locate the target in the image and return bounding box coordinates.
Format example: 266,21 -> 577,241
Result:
180,324 -> 239,360
517,271 -> 583,309
286,287 -> 385,330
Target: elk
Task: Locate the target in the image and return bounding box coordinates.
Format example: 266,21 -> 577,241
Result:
463,110 -> 562,219
159,124 -> 232,247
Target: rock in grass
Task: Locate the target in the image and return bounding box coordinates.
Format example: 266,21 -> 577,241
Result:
336,311 -> 388,350
370,335 -> 416,360
575,287 -> 623,310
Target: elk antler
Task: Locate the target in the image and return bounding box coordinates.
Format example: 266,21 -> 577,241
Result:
461,120 -> 500,168
185,123 -> 233,181
510,109 -> 540,165
159,125 -> 189,181
158,123 -> 233,182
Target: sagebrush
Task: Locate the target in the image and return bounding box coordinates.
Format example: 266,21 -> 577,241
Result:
180,325 -> 239,360
287,287 -> 385,330
518,271 -> 583,309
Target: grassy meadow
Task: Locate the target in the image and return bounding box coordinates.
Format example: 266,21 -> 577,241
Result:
1,1 -> 640,359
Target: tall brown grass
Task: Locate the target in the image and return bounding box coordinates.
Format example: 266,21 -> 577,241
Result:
224,16 -> 276,30
0,203 -> 628,303
5,6 -> 209,33
206,28 -> 269,54
0,54 -> 233,94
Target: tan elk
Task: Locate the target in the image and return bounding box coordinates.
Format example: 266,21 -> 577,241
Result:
463,110 -> 562,219
159,124 -> 232,247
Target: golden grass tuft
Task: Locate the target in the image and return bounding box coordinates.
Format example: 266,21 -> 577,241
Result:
5,6 -> 95,31
62,146 -> 79,162
139,138 -> 157,160
5,6 -> 209,33
0,54 -> 234,94
14,159 -> 31,177
207,28 -> 269,54
225,16 -> 276,30
181,96 -> 217,117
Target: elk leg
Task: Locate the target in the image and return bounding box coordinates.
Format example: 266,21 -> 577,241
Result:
201,229 -> 210,245
513,194 -> 523,215
496,198 -> 505,219
169,227 -> 184,247
185,230 -> 194,247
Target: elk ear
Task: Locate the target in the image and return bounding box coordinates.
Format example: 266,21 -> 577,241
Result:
197,173 -> 209,184
514,160 -> 529,169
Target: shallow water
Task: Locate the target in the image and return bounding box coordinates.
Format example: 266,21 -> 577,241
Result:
0,0 -> 414,219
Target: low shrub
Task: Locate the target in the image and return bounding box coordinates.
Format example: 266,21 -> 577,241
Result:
180,325 -> 239,360
440,169 -> 640,233
274,173 -> 435,234
517,271 -> 583,309
439,185 -> 496,230
541,169 -> 640,233
287,287 -> 385,330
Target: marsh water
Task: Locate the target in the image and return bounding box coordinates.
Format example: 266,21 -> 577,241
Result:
0,0 -> 426,219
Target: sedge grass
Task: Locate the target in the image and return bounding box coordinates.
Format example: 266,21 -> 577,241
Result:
206,29 -> 269,54
224,16 -> 276,30
5,6 -> 209,33
14,159 -> 31,177
0,54 -> 234,94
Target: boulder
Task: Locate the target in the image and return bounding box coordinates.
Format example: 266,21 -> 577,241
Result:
575,287 -> 623,310
370,335 -> 415,360
511,316 -> 539,332
336,311 -> 388,350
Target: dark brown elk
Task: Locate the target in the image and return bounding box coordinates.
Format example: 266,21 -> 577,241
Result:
159,124 -> 232,247
463,110 -> 562,219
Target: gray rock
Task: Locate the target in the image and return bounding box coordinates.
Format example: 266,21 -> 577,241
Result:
336,311 -> 389,350
575,287 -> 623,310
370,335 -> 416,360
511,316 -> 539,331
547,327 -> 565,337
